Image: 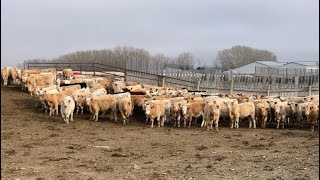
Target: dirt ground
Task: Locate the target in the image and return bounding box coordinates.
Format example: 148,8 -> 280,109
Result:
1,85 -> 319,180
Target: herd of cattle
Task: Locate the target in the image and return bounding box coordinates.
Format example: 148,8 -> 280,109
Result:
1,66 -> 319,131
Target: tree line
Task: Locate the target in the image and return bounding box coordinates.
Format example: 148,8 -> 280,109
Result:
20,45 -> 276,72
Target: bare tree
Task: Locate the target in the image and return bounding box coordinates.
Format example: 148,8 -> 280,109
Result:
216,45 -> 277,71
176,52 -> 195,70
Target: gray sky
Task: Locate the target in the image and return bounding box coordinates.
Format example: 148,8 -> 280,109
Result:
1,0 -> 319,67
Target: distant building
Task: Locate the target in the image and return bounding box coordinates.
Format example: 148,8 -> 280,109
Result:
281,61 -> 319,71
224,60 -> 319,76
224,61 -> 285,75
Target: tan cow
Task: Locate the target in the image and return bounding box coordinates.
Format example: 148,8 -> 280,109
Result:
182,102 -> 205,128
170,99 -> 188,127
86,95 -> 117,122
255,103 -> 269,128
63,68 -> 73,80
21,69 -> 41,90
118,97 -> 133,124
43,91 -> 68,116
1,67 -> 8,85
95,77 -> 112,90
145,101 -> 167,128
204,103 -> 220,131
227,101 -> 256,129
305,104 -> 319,132
27,73 -> 55,95
112,81 -> 126,93
131,95 -> 152,110
73,87 -> 91,114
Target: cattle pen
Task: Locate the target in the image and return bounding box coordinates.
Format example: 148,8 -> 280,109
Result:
26,62 -> 319,97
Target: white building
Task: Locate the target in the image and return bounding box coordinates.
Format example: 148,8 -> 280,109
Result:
282,61 -> 319,71
224,60 -> 319,75
224,61 -> 284,75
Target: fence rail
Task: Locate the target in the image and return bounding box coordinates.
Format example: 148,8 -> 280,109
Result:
27,62 -> 319,96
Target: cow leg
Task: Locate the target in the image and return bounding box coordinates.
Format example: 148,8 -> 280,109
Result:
81,107 -> 84,115
49,107 -> 53,116
70,111 -> 74,122
252,116 -> 256,129
230,118 -> 234,129
122,115 -> 126,125
281,118 -> 285,129
150,118 -> 154,128
157,116 -> 161,128
276,118 -> 280,129
183,117 -> 187,127
177,115 -> 181,127
188,117 -> 192,128
113,109 -> 118,122
65,115 -> 69,124
201,115 -> 206,127
235,117 -> 239,128
145,115 -> 149,124
94,112 -> 99,121
161,116 -> 165,127
214,119 -> 219,131
76,106 -> 79,114
55,103 -> 59,116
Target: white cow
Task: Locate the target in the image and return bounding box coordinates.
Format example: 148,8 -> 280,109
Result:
60,96 -> 76,124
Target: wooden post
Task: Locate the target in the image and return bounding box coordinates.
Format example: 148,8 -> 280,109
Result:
197,78 -> 201,91
161,76 -> 165,87
230,71 -> 234,95
267,84 -> 271,96
80,64 -> 82,75
93,63 -> 96,77
309,85 -> 312,96
309,76 -> 312,96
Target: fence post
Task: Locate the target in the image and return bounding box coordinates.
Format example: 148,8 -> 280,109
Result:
93,63 -> 96,77
80,64 -> 82,75
267,76 -> 272,96
309,76 -> 312,96
197,78 -> 201,91
230,71 -> 234,95
161,76 -> 165,87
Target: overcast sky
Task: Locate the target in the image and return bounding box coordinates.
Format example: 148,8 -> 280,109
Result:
1,0 -> 319,67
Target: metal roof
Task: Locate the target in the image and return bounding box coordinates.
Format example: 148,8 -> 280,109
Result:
255,61 -> 284,66
282,61 -> 319,66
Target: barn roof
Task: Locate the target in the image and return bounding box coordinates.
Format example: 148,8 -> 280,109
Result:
282,61 -> 319,66
255,61 -> 284,66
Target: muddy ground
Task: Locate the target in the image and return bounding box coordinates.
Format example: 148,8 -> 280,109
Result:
1,85 -> 319,180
